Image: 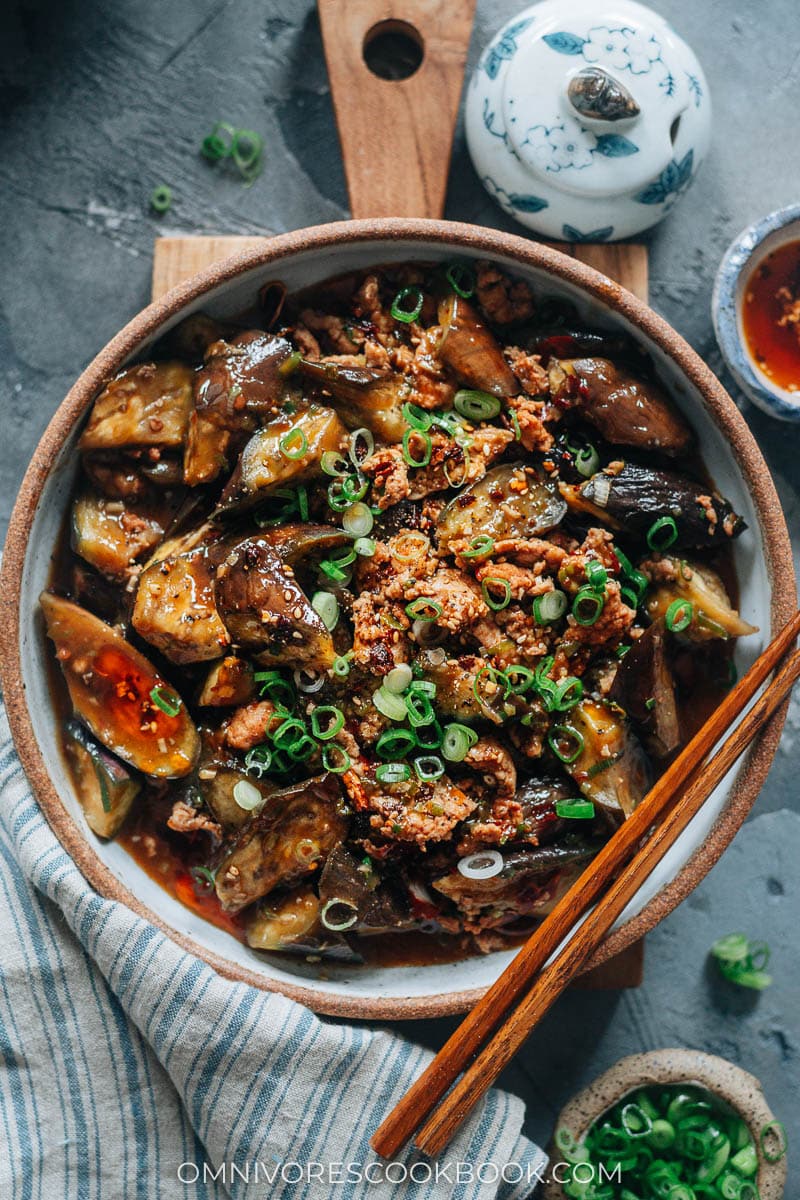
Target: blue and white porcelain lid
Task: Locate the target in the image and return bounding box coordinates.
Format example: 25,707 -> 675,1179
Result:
498,0 -> 702,199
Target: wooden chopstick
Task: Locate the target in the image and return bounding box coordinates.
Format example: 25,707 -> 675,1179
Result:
371,612 -> 800,1158
414,642 -> 800,1155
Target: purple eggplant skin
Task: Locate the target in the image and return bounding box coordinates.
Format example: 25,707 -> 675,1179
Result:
297,359 -> 407,442
432,836 -> 602,913
608,621 -> 681,759
245,887 -> 362,962
318,844 -> 416,935
513,773 -> 576,843
437,293 -> 520,397
215,774 -> 348,913
553,357 -> 693,457
580,463 -> 746,547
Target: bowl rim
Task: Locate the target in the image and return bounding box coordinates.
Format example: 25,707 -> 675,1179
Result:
0,216 -> 794,1020
712,202 -> 800,421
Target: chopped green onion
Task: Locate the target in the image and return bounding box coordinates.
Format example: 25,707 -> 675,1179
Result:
353,537 -> 376,557
409,679 -> 436,697
376,728 -> 417,759
462,534 -> 495,560
402,428 -> 432,467
341,473 -> 370,503
243,746 -> 272,778
532,590 -> 567,624
277,350 -> 302,377
279,426 -> 308,459
505,665 -> 537,694
555,799 -> 595,820
149,685 -> 182,717
402,401 -> 432,431
200,121 -> 236,161
508,409 -> 522,441
413,754 -> 444,781
321,744 -> 351,774
375,762 -> 411,784
453,389 -> 502,421
310,705 -> 344,741
572,586 -> 605,626
254,670 -> 295,711
348,426 -> 374,465
575,444 -> 600,477
373,687 -> 408,722
647,515 -> 679,551
666,599 -> 694,633
231,128 -> 263,182
232,778 -> 264,811
343,502 -> 374,538
548,724 -> 585,764
442,723 -> 479,762
620,586 -> 640,609
445,262 -> 475,298
553,677 -> 583,711
473,665 -> 511,705
295,485 -> 309,522
481,576 -> 512,611
272,717 -> 307,750
711,933 -> 772,989
191,865 -> 217,889
405,689 -> 435,728
391,286 -> 424,323
405,597 -> 442,622
391,531 -> 430,563
443,447 -> 471,489
311,590 -> 339,631
320,897 -> 358,930
331,653 -> 353,678
384,664 -> 413,693
415,718 -> 443,750
648,1119 -> 676,1150
621,1102 -> 653,1138
321,450 -> 350,476
585,560 -> 608,592
150,185 -> 172,214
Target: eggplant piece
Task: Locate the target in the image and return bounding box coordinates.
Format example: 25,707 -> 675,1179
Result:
608,622 -> 680,757
318,844 -> 416,935
416,651 -> 504,725
580,464 -> 746,547
216,405 -> 347,514
79,362 -> 193,452
71,490 -> 166,579
514,773 -> 577,842
245,887 -> 361,961
63,719 -> 140,838
197,656 -> 256,707
133,543 -> 230,664
41,593 -> 199,778
437,462 -> 567,550
257,523 -> 350,568
552,358 -> 692,456
215,775 -> 348,912
645,559 -> 758,642
201,768 -> 274,831
556,699 -> 651,820
184,331 -> 295,486
297,359 -> 407,442
437,294 -> 518,397
433,838 -> 600,915
159,313 -> 226,361
215,535 -> 336,669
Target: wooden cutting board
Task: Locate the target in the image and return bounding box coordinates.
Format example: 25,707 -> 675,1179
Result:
151,233 -> 647,989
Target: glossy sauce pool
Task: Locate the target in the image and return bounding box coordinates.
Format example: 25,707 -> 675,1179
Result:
742,239 -> 800,393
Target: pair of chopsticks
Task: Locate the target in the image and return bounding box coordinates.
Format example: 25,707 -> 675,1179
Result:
372,611 -> 800,1159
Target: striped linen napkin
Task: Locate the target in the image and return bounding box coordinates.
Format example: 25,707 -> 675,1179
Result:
0,704 -> 546,1199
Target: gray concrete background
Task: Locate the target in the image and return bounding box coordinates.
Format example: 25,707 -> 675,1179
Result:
2,0 -> 798,1186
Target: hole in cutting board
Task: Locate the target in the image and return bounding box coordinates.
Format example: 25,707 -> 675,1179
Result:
363,20 -> 424,80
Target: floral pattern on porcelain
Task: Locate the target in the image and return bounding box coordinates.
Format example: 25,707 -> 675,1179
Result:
465,0 -> 712,241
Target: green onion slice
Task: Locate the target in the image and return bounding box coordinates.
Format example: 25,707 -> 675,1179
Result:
375,762 -> 411,784
279,426 -> 308,460
553,677 -> 583,711
575,444 -> 600,478
442,722 -> 478,762
254,670 -> 295,711
342,502 -> 374,538
331,653 -> 353,678
405,689 -> 435,729
402,401 -> 432,431
321,450 -> 350,476
413,754 -> 445,781
453,389 -> 502,421
462,534 -> 495,560
376,728 -> 417,759
348,426 -> 374,466
311,590 -> 339,631
585,560 -> 608,592
505,665 -> 537,695
532,590 -> 567,624
572,587 -> 605,626
405,597 -> 442,622
473,665 -> 511,705
310,705 -> 344,741
320,898 -> 358,931
372,687 -> 408,722
391,286 -> 424,323
321,744 -> 351,774
149,685 -> 182,717
402,428 -> 432,467
481,576 -> 512,611
353,537 -> 376,557
666,599 -> 694,632
555,799 -> 595,819
445,262 -> 475,298
150,185 -> 172,214
384,664 -> 413,694
548,724 -> 585,764
647,515 -> 679,551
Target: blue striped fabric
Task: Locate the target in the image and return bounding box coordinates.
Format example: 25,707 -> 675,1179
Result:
0,705 -> 546,1199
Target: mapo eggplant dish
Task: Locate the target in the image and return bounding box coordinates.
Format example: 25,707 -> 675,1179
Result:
43,260 -> 757,965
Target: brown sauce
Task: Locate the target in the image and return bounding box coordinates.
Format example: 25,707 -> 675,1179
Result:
742,240 -> 800,392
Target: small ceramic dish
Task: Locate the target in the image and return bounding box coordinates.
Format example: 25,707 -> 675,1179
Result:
543,1049 -> 788,1199
713,204 -> 800,422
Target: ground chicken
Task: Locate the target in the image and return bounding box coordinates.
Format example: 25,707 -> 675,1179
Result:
474,561 -> 554,602
407,428 -> 513,498
385,568 -> 488,635
298,309 -> 362,355
506,347 -> 549,396
292,324 -> 321,359
343,773 -> 476,849
475,261 -> 535,325
506,394 -> 555,453
353,274 -> 397,344
464,737 -> 517,800
361,446 -> 410,510
564,580 -> 636,649
405,326 -> 456,409
224,700 -> 278,751
639,555 -> 682,584
351,592 -> 411,674
167,800 -> 222,839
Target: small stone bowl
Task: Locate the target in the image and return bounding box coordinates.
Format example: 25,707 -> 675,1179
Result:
542,1048 -> 787,1198
713,204 -> 800,422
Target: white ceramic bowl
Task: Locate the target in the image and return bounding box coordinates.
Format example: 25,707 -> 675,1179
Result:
0,220 -> 793,1018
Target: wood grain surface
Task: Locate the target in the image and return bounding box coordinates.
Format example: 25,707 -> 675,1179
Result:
151,232 -> 649,988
